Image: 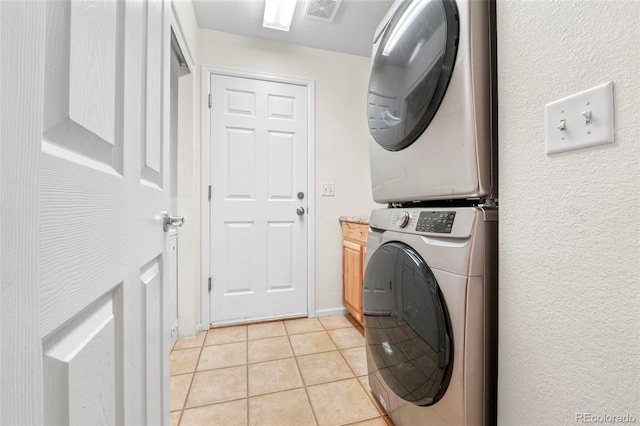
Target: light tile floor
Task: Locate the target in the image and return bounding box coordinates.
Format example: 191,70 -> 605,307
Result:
170,315 -> 394,426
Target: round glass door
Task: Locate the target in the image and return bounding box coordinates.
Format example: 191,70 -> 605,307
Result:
368,0 -> 459,151
363,242 -> 452,406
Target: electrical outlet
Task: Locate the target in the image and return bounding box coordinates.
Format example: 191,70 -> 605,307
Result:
321,182 -> 335,196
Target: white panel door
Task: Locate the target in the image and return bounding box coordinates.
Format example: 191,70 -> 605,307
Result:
1,0 -> 172,424
210,74 -> 308,325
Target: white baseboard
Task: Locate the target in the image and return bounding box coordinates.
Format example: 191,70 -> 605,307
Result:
313,307 -> 349,318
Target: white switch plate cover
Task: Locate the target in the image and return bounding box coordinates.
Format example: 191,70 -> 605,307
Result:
321,182 -> 335,196
545,81 -> 614,155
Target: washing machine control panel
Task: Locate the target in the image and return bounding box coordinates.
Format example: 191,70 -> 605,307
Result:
394,211 -> 410,228
415,211 -> 456,234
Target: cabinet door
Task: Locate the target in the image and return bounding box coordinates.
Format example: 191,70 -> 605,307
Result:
343,239 -> 363,324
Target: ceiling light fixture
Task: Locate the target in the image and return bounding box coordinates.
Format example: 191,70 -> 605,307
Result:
263,0 -> 298,32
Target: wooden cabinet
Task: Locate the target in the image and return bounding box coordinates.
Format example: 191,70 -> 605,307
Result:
341,221 -> 368,325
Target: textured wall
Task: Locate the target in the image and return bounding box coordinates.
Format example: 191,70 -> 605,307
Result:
497,1 -> 640,424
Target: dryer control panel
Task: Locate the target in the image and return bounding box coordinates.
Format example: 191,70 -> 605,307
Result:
415,211 -> 456,234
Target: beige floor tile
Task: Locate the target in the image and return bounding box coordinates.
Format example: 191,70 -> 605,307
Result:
205,325 -> 246,346
248,357 -> 303,396
284,317 -> 324,335
247,321 -> 287,340
170,374 -> 192,412
180,399 -> 247,426
197,342 -> 246,371
170,348 -> 200,375
341,346 -> 368,376
357,376 -> 388,416
186,366 -> 246,407
328,327 -> 365,349
307,378 -> 379,425
173,331 -> 207,351
247,336 -> 293,364
357,376 -> 370,391
345,417 -> 388,426
289,331 -> 337,356
248,388 -> 316,426
169,411 -> 181,426
319,315 -> 355,330
383,415 -> 395,426
297,351 -> 354,385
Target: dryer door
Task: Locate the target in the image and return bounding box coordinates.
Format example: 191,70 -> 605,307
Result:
363,241 -> 452,406
368,0 -> 459,152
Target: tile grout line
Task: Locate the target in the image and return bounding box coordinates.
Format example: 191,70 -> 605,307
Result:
245,331 -> 249,426
324,320 -> 382,425
175,329 -> 207,424
287,319 -> 321,426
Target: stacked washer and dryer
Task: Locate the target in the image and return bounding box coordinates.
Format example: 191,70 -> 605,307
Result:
363,0 -> 497,425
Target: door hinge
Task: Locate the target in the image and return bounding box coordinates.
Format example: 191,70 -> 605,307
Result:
208,185 -> 211,201
208,277 -> 212,292
208,93 -> 212,108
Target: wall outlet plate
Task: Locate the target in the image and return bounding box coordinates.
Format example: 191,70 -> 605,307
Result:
321,182 -> 335,197
545,81 -> 614,155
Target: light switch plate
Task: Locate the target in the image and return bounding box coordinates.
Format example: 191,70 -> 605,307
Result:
321,182 -> 335,196
545,81 -> 614,155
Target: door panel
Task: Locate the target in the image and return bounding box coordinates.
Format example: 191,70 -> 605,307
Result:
43,292 -> 118,425
267,222 -> 294,290
141,258 -> 163,425
210,74 -> 308,324
225,222 -> 254,294
43,0 -> 124,172
141,0 -> 164,187
267,132 -> 295,198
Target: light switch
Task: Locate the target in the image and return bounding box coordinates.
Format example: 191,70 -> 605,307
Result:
321,182 -> 335,197
544,81 -> 614,155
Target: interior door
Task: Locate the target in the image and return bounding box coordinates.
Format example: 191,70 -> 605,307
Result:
1,0 -> 171,424
209,74 -> 308,325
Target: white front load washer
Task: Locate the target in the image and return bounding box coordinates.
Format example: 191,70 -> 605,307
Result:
363,207 -> 497,425
367,0 -> 496,203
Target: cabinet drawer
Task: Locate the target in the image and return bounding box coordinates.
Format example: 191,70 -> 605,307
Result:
341,222 -> 368,245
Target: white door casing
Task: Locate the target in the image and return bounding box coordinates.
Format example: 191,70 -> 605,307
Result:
206,71 -> 315,325
1,0 -> 172,424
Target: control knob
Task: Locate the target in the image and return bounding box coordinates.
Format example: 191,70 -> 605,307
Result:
395,211 -> 410,228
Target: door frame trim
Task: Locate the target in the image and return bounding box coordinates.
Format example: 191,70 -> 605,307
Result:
169,5 -> 195,73
200,66 -> 316,328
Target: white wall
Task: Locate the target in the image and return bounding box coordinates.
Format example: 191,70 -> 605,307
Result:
497,1 -> 640,424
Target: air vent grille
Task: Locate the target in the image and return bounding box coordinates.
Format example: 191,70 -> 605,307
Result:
304,0 -> 343,22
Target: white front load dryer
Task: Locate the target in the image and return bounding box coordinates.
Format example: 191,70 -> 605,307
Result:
364,207 -> 497,425
367,0 -> 496,203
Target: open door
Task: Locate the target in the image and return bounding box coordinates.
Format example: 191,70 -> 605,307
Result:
1,0 -> 174,424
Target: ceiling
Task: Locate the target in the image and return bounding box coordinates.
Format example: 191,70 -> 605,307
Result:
191,0 -> 396,57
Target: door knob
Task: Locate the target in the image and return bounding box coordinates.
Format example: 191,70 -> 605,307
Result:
163,211 -> 185,232
296,207 -> 305,216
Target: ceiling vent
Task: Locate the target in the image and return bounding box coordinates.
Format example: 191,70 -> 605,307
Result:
304,0 -> 343,22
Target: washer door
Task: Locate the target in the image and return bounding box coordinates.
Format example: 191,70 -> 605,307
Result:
368,0 -> 459,152
363,242 -> 452,406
